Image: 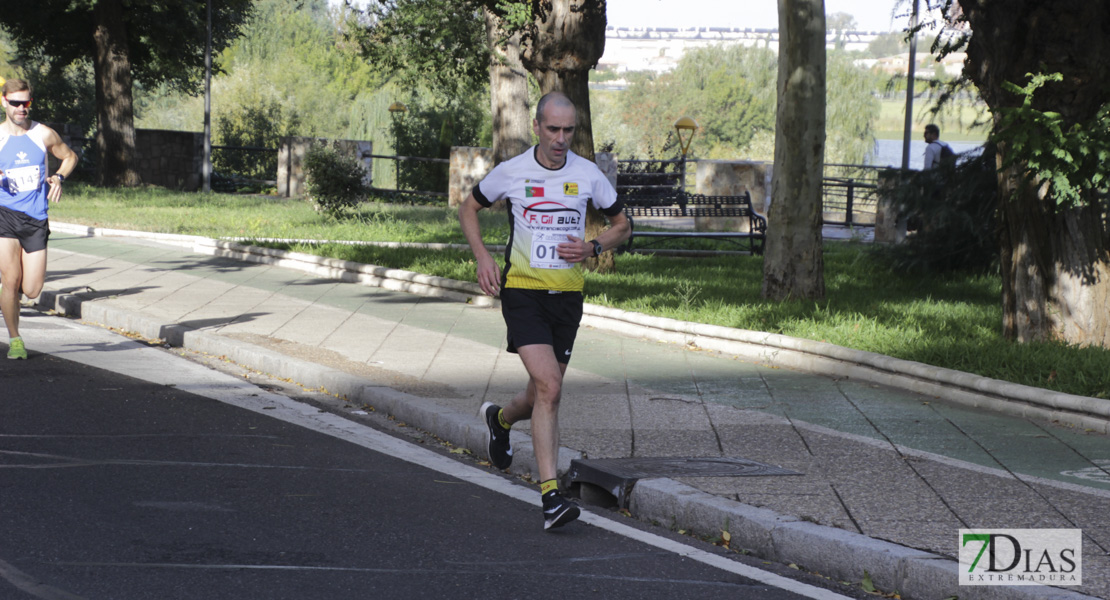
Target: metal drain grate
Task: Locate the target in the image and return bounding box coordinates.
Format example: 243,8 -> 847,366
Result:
568,457 -> 801,508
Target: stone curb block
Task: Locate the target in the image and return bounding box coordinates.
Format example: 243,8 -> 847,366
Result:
52,222 -> 207,247
194,240 -> 498,308
628,478 -> 1093,600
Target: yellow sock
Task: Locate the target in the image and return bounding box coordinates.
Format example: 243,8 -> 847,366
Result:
497,409 -> 511,430
540,479 -> 558,496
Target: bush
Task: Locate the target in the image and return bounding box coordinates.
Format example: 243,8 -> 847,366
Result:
304,143 -> 370,217
214,97 -> 300,181
388,95 -> 485,194
873,143 -> 1000,273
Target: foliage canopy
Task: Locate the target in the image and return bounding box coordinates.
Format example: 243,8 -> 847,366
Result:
610,45 -> 879,163
0,0 -> 253,96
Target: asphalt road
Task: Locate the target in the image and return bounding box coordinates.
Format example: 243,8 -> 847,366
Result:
0,312 -> 864,600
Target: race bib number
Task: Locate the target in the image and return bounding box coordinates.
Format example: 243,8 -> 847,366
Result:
5,166 -> 41,193
530,231 -> 573,270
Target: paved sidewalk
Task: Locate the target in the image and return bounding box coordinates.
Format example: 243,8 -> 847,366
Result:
19,228 -> 1110,600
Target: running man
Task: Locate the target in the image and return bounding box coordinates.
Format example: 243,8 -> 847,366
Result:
458,91 -> 630,530
0,78 -> 78,359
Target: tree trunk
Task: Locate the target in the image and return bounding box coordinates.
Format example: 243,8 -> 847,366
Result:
762,0 -> 826,301
484,7 -> 531,166
522,0 -> 612,272
92,0 -> 141,187
961,0 -> 1110,346
997,157 -> 1110,345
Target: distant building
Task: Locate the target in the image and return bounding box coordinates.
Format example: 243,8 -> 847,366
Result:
858,52 -> 965,78
596,26 -> 962,86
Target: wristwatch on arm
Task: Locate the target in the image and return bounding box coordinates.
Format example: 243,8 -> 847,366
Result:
589,239 -> 603,257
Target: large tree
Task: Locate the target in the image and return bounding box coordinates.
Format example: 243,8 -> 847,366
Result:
762,0 -> 827,301
519,0 -> 606,161
952,0 -> 1110,346
0,0 -> 253,187
483,6 -> 531,164
356,0 -> 614,268
518,0 -> 612,270
356,0 -> 488,105
358,0 -> 606,162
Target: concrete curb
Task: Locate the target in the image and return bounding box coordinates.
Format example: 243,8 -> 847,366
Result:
32,289 -> 1095,600
51,222 -> 1109,434
194,239 -> 499,308
629,479 -> 1091,600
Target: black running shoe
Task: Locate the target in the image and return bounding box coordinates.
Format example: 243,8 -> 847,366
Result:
542,491 -> 580,530
479,402 -> 513,469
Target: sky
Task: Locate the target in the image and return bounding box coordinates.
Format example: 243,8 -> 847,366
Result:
605,0 -> 911,33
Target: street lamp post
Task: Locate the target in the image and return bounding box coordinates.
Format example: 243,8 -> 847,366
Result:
673,116 -> 699,197
388,102 -> 407,189
202,0 -> 212,193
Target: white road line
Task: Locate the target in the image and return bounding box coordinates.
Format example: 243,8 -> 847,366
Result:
0,557 -> 86,600
27,317 -> 853,600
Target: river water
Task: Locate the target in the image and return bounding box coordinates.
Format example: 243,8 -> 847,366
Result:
869,138 -> 984,169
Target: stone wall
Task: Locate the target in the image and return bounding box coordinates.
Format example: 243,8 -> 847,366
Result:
277,137 -> 314,198
448,146 -> 495,208
46,124 -> 204,189
134,129 -> 205,191
595,151 -> 619,191
694,160 -> 773,232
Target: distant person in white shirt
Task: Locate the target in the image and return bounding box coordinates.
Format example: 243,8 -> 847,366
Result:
922,124 -> 954,170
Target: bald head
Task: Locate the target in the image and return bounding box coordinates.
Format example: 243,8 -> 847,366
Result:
536,92 -> 575,124
532,92 -> 576,169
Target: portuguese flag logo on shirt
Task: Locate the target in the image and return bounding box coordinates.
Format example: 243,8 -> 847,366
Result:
525,186 -> 544,198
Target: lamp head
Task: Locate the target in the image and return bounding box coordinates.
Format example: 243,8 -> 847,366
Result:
673,116 -> 699,157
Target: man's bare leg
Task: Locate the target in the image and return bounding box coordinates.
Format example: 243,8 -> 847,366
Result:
504,344 -> 568,483
0,239 -> 24,339
18,248 -> 47,300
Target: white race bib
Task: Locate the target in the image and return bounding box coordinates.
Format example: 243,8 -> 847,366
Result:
6,165 -> 41,193
529,231 -> 574,269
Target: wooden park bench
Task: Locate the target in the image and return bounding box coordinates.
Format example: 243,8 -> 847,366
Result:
621,192 -> 767,255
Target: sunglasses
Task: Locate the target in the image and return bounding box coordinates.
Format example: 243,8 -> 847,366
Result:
5,98 -> 32,108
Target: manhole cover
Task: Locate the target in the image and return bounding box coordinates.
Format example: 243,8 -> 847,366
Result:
568,457 -> 800,509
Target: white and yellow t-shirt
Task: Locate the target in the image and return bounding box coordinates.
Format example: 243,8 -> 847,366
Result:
473,147 -> 622,292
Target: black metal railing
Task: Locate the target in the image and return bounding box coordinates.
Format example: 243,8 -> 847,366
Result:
616,158 -> 887,227
615,158 -> 687,201
821,164 -> 887,227
211,144 -> 279,189
367,153 -> 449,198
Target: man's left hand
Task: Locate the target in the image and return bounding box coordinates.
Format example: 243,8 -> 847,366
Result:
557,235 -> 590,263
47,176 -> 63,203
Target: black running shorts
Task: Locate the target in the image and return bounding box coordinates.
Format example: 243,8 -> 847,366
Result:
500,288 -> 584,364
0,205 -> 49,253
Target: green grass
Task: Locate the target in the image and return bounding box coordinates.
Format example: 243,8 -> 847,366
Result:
57,184 -> 510,244
51,185 -> 1110,399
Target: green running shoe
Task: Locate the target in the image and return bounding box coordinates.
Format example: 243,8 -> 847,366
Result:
7,337 -> 27,360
